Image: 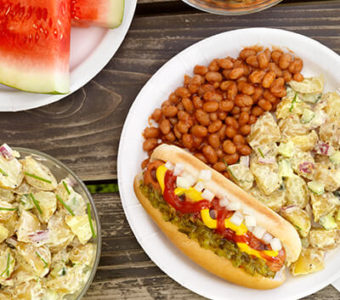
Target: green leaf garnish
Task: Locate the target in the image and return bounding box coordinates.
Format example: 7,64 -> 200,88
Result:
63,181 -> 71,195
222,159 -> 237,181
35,251 -> 48,268
289,93 -> 298,112
258,148 -> 265,158
0,253 -> 11,277
56,195 -> 75,216
0,207 -> 18,211
30,193 -> 42,214
0,167 -> 8,177
24,172 -> 52,184
87,203 -> 96,239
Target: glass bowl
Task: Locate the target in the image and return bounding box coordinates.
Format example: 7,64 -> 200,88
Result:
182,0 -> 283,15
14,147 -> 102,300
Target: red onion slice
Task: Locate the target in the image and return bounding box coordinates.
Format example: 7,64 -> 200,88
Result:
298,162 -> 315,174
0,144 -> 13,160
29,230 -> 49,242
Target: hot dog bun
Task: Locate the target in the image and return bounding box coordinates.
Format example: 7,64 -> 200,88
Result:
134,144 -> 302,289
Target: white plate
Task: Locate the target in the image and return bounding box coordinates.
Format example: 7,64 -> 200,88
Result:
118,28 -> 340,300
0,0 -> 137,112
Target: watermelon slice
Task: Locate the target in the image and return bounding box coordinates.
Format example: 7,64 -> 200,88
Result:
71,0 -> 124,29
0,0 -> 71,94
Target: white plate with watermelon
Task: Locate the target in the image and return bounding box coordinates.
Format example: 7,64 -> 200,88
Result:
0,0 -> 137,112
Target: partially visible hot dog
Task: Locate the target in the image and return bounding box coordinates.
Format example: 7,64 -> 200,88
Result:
134,144 -> 301,289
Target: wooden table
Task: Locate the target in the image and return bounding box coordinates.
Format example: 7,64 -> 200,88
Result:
1,0 -> 340,298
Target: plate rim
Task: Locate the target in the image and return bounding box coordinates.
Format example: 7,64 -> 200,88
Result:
0,0 -> 137,112
118,27 -> 340,300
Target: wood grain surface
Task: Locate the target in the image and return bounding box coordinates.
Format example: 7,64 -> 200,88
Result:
0,0 -> 339,181
85,193 -> 340,299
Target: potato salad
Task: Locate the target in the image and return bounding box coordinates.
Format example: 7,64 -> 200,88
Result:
0,145 -> 96,299
227,76 -> 340,276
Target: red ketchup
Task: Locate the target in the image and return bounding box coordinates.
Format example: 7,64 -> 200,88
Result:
162,169 -> 285,271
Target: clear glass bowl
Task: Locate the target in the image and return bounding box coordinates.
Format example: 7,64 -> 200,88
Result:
182,0 -> 283,15
14,147 -> 102,300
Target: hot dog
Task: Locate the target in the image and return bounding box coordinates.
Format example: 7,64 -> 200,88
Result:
134,144 -> 302,289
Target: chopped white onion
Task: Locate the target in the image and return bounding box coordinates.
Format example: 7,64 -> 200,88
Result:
174,163 -> 184,176
194,181 -> 205,192
253,226 -> 266,239
183,173 -> 196,187
176,176 -> 191,189
201,189 -> 215,201
165,161 -> 174,170
270,238 -> 282,251
262,233 -> 273,244
219,197 -> 229,207
226,201 -> 241,211
199,170 -> 212,181
245,215 -> 256,227
239,156 -> 250,167
230,211 -> 244,226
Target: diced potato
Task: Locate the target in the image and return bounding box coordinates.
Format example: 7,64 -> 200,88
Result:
310,192 -> 339,222
47,264 -> 89,295
0,200 -> 17,222
55,180 -> 86,216
289,75 -> 324,94
249,186 -> 286,212
291,150 -> 315,180
276,94 -> 309,119
16,242 -> 51,277
65,215 -> 93,245
13,280 -> 45,300
284,175 -> 309,208
279,114 -> 310,140
46,212 -> 74,253
290,130 -> 318,152
298,92 -> 322,104
248,113 -> 281,149
309,229 -> 340,250
322,91 -> 340,121
33,191 -> 57,223
278,141 -> 295,158
313,162 -> 340,192
0,247 -> 15,281
280,206 -> 311,237
227,163 -> 254,190
0,224 -> 9,243
250,159 -> 281,196
18,193 -> 34,211
69,243 -> 95,266
0,155 -> 23,189
0,188 -> 14,202
16,210 -> 41,243
319,120 -> 340,150
290,248 -> 324,276
14,181 -> 38,195
22,156 -> 57,191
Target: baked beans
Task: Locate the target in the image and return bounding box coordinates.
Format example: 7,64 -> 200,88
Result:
142,46 -> 304,178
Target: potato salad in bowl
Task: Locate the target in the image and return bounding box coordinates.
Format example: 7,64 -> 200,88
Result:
227,75 -> 340,276
0,145 -> 101,300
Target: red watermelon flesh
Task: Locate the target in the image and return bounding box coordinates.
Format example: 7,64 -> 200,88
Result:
0,0 -> 71,94
71,0 -> 124,29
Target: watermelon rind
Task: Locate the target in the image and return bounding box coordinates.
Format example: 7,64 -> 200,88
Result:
0,64 -> 69,94
107,0 -> 125,29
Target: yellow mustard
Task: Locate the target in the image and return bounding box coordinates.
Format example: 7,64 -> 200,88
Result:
156,165 -> 278,259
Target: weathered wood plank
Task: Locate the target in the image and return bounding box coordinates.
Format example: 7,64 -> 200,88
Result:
84,193 -> 339,299
0,1 -> 339,182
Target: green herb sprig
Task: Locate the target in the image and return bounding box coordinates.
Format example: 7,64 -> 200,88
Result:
289,93 -> 298,112
35,251 -> 48,268
0,167 -> 8,177
30,193 -> 42,214
258,148 -> 265,158
0,253 -> 11,277
87,203 -> 96,239
56,195 -> 75,216
63,181 -> 71,195
24,172 -> 52,184
0,207 -> 18,211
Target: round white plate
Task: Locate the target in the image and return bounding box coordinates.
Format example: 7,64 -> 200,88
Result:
0,0 -> 137,112
118,28 -> 340,300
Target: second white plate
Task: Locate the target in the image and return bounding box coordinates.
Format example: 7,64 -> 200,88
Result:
0,0 -> 137,112
118,28 -> 340,300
